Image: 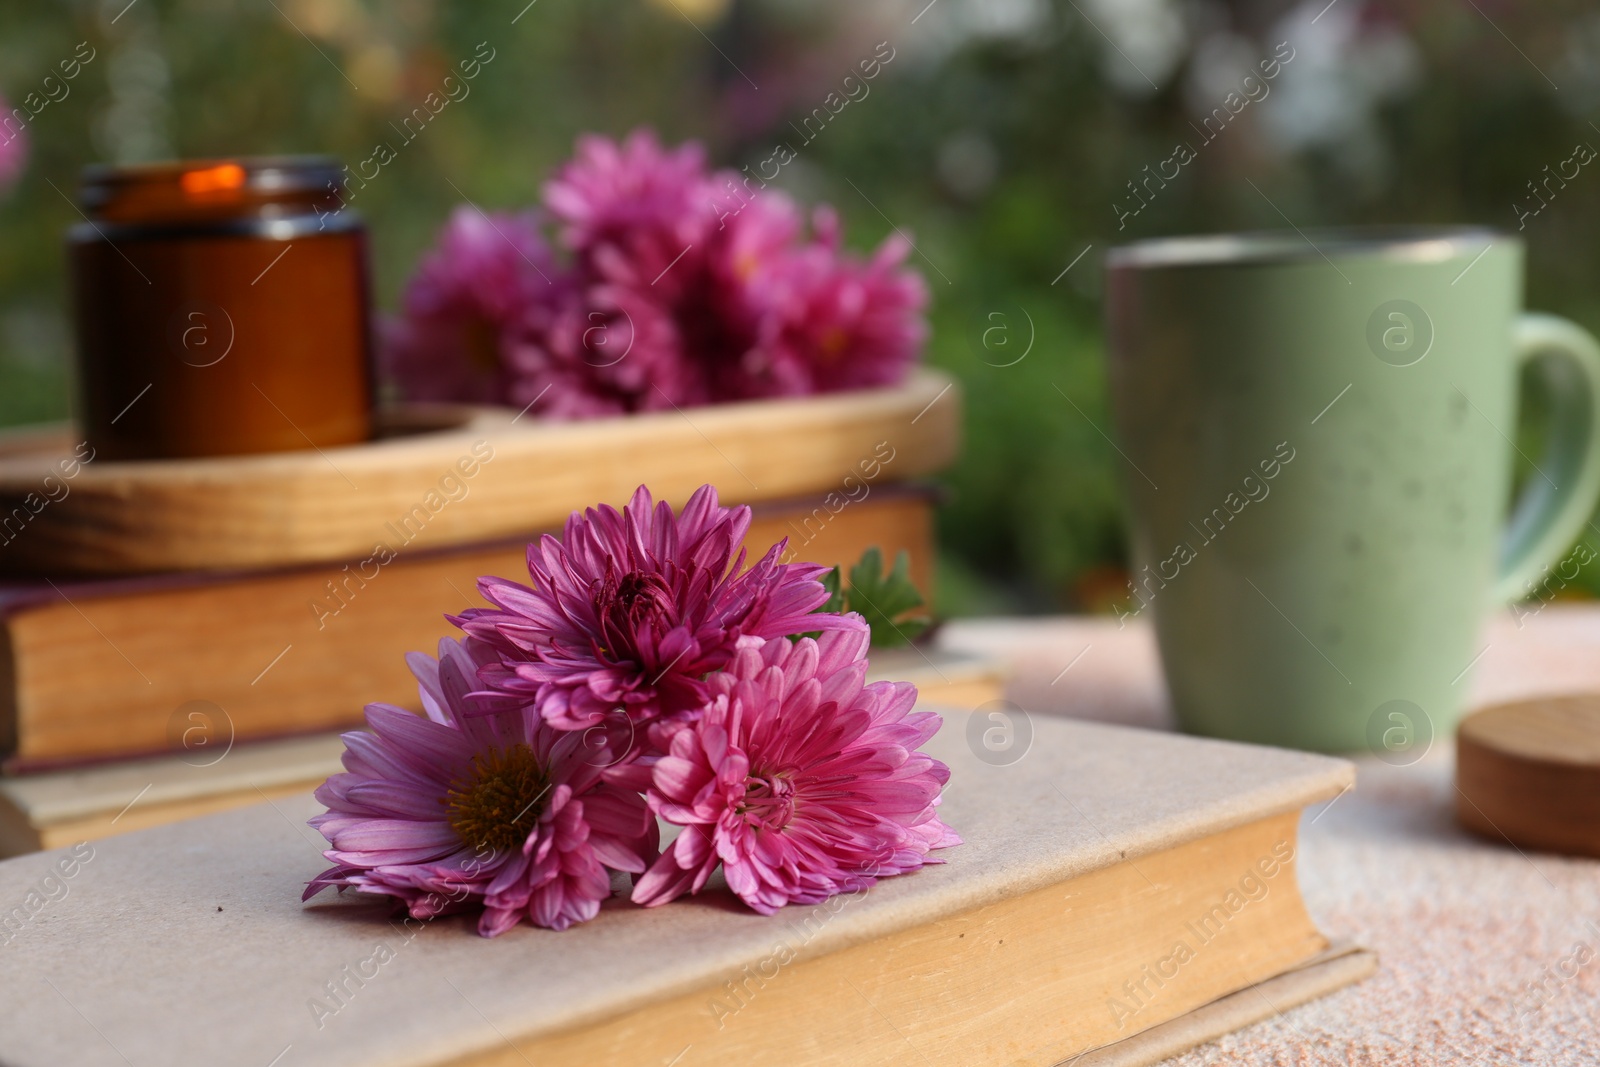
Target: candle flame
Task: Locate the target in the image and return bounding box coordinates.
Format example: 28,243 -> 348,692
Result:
180,163 -> 247,197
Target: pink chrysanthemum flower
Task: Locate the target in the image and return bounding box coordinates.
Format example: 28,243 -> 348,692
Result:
381,205 -> 560,405
543,129 -> 718,303
688,184 -> 805,399
760,208 -> 930,395
0,99 -> 27,196
457,484 -> 861,738
382,129 -> 929,416
303,636 -> 657,935
503,279 -> 707,418
703,204 -> 928,400
631,627 -> 960,914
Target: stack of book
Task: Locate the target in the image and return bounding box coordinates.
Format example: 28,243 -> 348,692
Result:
0,372 -> 1002,855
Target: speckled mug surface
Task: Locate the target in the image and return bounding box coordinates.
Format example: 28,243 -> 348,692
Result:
1104,230 -> 1600,752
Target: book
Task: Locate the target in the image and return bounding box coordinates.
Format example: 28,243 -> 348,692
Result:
858,644 -> 1008,711
0,647 -> 1004,856
0,732 -> 346,856
0,484 -> 937,771
0,714 -> 1371,1067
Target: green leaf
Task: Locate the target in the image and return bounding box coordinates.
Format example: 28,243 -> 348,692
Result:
818,565 -> 845,614
844,548 -> 931,649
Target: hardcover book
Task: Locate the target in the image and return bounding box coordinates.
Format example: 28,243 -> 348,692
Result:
0,713 -> 1371,1066
0,484 -> 936,771
0,646 -> 1003,856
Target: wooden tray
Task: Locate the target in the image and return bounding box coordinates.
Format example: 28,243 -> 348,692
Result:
0,370 -> 960,575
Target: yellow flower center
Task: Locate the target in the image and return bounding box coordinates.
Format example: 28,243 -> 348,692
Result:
444,743 -> 550,854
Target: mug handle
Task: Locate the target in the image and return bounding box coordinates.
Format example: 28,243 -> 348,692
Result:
1492,313 -> 1600,602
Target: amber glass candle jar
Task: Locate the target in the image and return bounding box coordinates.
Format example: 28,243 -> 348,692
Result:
68,156 -> 373,460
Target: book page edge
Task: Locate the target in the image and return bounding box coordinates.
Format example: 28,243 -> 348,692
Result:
1067,943 -> 1377,1067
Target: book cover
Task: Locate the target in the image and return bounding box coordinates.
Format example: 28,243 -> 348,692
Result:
0,713 -> 1361,1067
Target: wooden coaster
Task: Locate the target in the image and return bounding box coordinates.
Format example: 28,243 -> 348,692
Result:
1456,695 -> 1600,858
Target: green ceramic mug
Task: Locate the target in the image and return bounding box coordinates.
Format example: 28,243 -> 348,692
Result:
1104,229 -> 1600,752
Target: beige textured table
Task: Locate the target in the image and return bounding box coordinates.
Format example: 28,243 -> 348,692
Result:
940,605 -> 1600,1066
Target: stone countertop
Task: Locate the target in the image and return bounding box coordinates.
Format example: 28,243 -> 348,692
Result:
939,605 -> 1600,1067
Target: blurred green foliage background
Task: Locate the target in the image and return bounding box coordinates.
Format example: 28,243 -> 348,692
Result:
3,0 -> 1600,613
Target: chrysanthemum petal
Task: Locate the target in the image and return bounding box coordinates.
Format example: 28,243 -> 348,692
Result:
304,637 -> 656,936
641,630 -> 957,915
